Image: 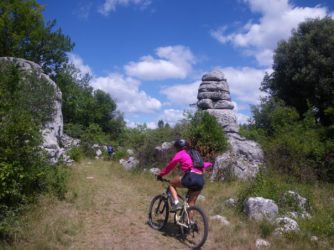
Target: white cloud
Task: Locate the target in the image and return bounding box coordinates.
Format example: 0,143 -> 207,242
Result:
211,0 -> 329,66
68,53 -> 93,76
221,66 -> 270,105
92,73 -> 161,114
125,119 -> 157,129
99,0 -> 152,15
124,45 -> 196,80
158,109 -> 188,126
160,80 -> 201,107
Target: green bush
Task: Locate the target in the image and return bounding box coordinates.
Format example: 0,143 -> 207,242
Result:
43,164 -> 69,200
0,63 -> 53,205
0,62 -> 70,239
66,146 -> 84,162
182,111 -> 229,161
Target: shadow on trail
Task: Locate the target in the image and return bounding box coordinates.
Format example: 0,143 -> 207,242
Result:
146,221 -> 185,245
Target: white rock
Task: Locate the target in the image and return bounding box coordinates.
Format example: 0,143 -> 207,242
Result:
243,197 -> 279,221
197,195 -> 205,201
96,149 -> 102,157
127,149 -> 134,156
210,215 -> 230,226
225,198 -> 237,207
311,236 -> 318,241
149,168 -> 160,175
274,217 -> 299,235
119,156 -> 139,170
256,239 -> 270,248
285,191 -> 308,211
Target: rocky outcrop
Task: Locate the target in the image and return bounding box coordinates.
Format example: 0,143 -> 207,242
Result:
0,57 -> 75,164
196,70 -> 264,180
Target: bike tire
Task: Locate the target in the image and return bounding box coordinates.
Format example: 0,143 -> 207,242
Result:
148,194 -> 169,230
179,206 -> 208,249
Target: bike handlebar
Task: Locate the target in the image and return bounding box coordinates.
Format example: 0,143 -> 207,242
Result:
155,174 -> 170,183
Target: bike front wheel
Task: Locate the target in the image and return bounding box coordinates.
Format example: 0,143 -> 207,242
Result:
148,194 -> 169,230
180,206 -> 208,249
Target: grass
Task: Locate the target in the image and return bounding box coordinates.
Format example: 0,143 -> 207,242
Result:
1,159 -> 333,249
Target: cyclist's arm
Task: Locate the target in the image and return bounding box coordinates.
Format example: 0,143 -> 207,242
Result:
204,162 -> 212,169
159,153 -> 181,177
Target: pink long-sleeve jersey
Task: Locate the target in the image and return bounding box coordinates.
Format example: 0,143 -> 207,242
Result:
159,149 -> 212,177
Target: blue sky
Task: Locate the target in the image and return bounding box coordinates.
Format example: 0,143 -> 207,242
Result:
42,0 -> 334,129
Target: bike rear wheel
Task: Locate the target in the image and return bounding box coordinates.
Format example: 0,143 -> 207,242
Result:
180,206 -> 208,249
148,194 -> 169,230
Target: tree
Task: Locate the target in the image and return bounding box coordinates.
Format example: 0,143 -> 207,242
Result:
0,0 -> 74,75
93,89 -> 117,132
261,17 -> 334,126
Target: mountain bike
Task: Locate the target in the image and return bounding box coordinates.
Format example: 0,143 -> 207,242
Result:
148,176 -> 208,249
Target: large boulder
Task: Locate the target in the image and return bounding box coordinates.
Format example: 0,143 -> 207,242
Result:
243,197 -> 279,220
0,57 -> 70,164
210,134 -> 264,181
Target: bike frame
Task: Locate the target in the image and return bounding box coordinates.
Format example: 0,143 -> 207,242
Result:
164,186 -> 191,228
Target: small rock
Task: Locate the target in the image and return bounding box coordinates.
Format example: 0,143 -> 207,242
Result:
127,149 -> 134,156
274,217 -> 299,235
311,236 -> 318,241
86,176 -> 94,180
225,198 -> 237,207
96,149 -> 102,157
210,215 -> 230,226
197,195 -> 205,201
256,239 -> 270,248
149,168 -> 160,175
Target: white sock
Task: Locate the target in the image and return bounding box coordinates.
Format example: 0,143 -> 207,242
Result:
174,200 -> 179,205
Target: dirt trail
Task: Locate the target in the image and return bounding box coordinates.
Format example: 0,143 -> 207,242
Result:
11,160 -> 229,249
69,161 -> 188,249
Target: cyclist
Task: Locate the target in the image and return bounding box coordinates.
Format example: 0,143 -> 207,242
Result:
157,139 -> 212,211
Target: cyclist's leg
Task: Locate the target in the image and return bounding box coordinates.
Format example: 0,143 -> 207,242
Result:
187,190 -> 201,221
169,176 -> 184,202
188,190 -> 201,207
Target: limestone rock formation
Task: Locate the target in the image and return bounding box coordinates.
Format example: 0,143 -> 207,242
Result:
197,70 -> 264,180
0,57 -> 75,164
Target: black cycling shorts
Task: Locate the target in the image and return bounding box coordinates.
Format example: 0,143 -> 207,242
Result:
181,171 -> 204,191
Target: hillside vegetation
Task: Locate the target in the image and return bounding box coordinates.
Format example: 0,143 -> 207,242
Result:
0,0 -> 334,248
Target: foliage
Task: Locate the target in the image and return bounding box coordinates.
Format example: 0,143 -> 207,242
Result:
0,62 -> 54,205
54,64 -> 125,141
66,146 -> 85,162
0,61 -> 72,239
80,123 -> 109,158
249,97 -> 300,136
0,0 -> 74,75
261,17 -> 334,126
248,96 -> 334,182
182,111 -> 229,161
122,124 -> 178,168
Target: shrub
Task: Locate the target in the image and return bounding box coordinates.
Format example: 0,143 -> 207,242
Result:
182,111 -> 229,161
66,146 -> 84,162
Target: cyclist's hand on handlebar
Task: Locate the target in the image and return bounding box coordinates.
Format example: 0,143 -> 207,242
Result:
156,175 -> 162,181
